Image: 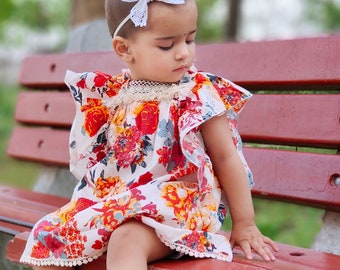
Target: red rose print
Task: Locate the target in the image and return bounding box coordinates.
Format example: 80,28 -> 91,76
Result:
81,98 -> 109,137
135,102 -> 159,135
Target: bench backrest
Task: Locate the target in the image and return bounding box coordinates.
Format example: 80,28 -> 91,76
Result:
8,36 -> 340,211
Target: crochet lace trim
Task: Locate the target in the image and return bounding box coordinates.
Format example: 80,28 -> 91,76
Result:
20,239 -> 231,266
161,238 -> 231,262
20,252 -> 103,267
107,80 -> 184,106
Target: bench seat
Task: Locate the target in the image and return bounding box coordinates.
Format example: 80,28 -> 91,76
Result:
2,35 -> 340,269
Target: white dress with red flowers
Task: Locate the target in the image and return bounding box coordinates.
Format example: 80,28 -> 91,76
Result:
20,67 -> 253,267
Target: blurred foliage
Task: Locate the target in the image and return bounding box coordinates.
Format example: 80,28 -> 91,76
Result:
196,0 -> 225,42
1,0 -> 339,46
305,0 -> 340,31
0,0 -> 71,43
0,85 -> 40,190
0,0 -> 226,44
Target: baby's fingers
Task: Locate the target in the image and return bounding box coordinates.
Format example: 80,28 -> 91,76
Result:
238,239 -> 277,262
251,240 -> 277,262
264,236 -> 279,252
238,241 -> 253,260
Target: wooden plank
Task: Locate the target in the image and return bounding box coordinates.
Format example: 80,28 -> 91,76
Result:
7,127 -> 340,210
6,232 -> 31,263
7,232 -> 340,270
151,243 -> 340,270
239,94 -> 340,148
0,186 -> 69,233
15,91 -> 74,127
20,36 -> 340,90
13,91 -> 340,148
7,127 -> 70,166
244,148 -> 340,211
197,35 -> 340,91
0,186 -> 68,208
20,51 -> 122,89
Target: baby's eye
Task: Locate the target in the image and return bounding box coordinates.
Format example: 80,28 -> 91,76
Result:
186,39 -> 195,45
158,43 -> 174,51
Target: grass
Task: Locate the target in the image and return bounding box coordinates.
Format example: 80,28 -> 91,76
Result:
0,84 -> 324,249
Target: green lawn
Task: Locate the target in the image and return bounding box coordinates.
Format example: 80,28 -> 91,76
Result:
0,84 -> 323,249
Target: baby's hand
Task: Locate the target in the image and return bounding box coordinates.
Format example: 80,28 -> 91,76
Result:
230,223 -> 278,262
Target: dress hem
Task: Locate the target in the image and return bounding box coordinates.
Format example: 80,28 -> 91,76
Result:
161,238 -> 232,262
20,252 -> 103,267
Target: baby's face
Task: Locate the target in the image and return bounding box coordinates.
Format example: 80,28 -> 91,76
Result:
127,0 -> 198,83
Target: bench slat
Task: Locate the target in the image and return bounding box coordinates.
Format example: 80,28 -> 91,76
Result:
15,91 -> 74,127
20,36 -> 340,90
245,148 -> 340,211
14,92 -> 340,148
4,187 -> 340,269
239,94 -> 340,148
0,186 -> 68,234
7,232 -> 340,270
152,243 -> 340,270
197,36 -> 340,91
7,127 -> 70,166
7,127 -> 340,210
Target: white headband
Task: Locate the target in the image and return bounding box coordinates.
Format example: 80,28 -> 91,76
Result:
113,0 -> 185,38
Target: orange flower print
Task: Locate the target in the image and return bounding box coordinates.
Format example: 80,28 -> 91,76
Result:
191,73 -> 210,94
161,183 -> 198,225
211,77 -> 245,111
194,73 -> 210,86
31,241 -> 50,259
57,198 -> 97,223
111,106 -> 127,127
135,101 -> 159,135
81,98 -> 109,137
58,221 -> 87,259
105,75 -> 124,97
94,175 -> 126,198
93,189 -> 147,231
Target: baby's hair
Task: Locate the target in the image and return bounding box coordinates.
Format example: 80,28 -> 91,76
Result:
105,0 -> 193,39
105,0 -> 137,38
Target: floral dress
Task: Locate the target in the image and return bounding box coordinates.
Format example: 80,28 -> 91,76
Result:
20,67 -> 253,267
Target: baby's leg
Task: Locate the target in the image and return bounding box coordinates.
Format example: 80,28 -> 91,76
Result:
106,220 -> 172,270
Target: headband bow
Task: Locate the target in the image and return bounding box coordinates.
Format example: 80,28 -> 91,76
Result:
114,0 -> 185,37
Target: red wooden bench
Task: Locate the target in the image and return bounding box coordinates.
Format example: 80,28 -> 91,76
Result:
2,35 -> 340,269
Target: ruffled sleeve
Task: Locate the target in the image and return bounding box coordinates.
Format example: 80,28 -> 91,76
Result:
64,70 -> 123,180
178,71 -> 253,191
206,72 -> 254,187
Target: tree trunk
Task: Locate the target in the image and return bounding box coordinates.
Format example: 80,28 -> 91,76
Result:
70,0 -> 106,27
225,0 -> 242,41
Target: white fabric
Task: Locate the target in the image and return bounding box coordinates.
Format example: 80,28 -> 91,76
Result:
113,0 -> 185,37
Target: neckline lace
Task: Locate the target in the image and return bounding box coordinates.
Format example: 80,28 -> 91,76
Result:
106,79 -> 181,106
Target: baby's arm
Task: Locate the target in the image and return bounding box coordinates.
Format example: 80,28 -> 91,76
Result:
201,114 -> 278,262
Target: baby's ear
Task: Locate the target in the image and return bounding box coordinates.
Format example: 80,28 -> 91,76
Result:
112,37 -> 133,62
